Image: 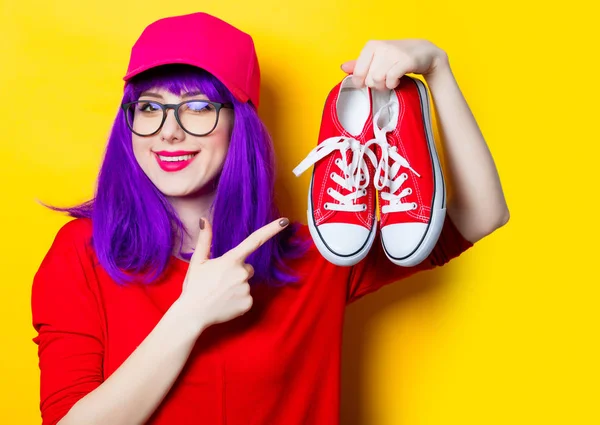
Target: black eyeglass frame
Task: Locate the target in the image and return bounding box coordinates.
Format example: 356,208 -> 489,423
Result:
121,100 -> 234,137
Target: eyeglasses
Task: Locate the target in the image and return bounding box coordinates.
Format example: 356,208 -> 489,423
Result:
121,99 -> 233,137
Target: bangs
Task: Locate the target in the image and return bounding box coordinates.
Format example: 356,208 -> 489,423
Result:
127,64 -> 233,104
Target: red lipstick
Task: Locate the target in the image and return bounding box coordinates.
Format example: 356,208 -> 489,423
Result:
154,150 -> 198,156
153,150 -> 199,172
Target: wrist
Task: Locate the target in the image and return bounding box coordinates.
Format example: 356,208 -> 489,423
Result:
424,60 -> 456,94
168,297 -> 209,338
425,51 -> 452,82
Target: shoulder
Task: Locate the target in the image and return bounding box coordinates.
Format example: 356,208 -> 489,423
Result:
54,217 -> 93,242
32,218 -> 102,334
48,218 -> 94,255
36,218 -> 95,275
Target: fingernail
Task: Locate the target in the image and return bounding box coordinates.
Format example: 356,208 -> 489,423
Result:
279,218 -> 290,227
199,218 -> 205,230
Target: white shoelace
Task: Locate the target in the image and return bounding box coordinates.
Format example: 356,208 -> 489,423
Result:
293,137 -> 378,212
293,96 -> 421,215
371,100 -> 422,214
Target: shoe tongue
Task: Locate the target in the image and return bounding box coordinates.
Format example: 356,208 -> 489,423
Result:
373,90 -> 398,134
340,75 -> 357,90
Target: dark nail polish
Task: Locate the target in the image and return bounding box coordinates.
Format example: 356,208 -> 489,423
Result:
279,218 -> 290,227
199,218 -> 205,230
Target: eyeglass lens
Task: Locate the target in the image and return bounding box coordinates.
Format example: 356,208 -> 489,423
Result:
126,101 -> 218,136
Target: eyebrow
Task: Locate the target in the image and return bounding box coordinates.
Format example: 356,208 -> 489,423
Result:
139,90 -> 207,99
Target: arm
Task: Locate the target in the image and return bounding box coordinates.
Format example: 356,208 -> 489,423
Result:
38,217 -> 285,425
32,219 -> 207,425
343,39 -> 510,243
58,299 -> 205,425
425,55 -> 510,243
63,216 -> 290,424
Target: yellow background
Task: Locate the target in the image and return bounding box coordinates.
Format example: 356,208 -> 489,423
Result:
1,0 -> 598,423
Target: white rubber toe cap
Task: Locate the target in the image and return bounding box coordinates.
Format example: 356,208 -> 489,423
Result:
317,223 -> 370,256
381,222 -> 427,259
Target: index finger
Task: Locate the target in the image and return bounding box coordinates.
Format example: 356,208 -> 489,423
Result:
227,218 -> 290,262
352,42 -> 376,88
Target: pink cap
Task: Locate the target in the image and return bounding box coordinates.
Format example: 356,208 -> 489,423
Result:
123,12 -> 261,108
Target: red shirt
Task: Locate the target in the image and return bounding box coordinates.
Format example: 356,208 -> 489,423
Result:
31,217 -> 472,425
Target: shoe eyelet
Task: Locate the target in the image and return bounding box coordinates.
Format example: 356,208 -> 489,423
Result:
401,173 -> 408,179
335,159 -> 341,165
412,203 -> 417,210
330,172 -> 335,179
407,188 -> 412,195
362,205 -> 367,211
324,203 -> 329,210
327,188 -> 332,194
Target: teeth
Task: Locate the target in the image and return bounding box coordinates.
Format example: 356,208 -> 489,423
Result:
157,154 -> 196,162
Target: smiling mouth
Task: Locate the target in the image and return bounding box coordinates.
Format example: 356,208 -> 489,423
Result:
156,153 -> 198,162
153,151 -> 199,172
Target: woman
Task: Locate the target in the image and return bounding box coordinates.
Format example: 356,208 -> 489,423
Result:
31,12 -> 509,425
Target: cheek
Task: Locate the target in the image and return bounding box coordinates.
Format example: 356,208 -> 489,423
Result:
216,137 -> 230,156
203,127 -> 231,168
131,137 -> 151,164
198,139 -> 228,176
216,116 -> 233,159
213,137 -> 230,170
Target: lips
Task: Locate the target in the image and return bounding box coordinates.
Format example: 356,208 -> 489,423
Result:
155,150 -> 199,157
153,150 -> 199,172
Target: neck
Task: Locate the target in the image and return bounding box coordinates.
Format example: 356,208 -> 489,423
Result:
167,190 -> 216,258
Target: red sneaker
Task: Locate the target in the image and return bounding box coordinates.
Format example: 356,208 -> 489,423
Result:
372,76 -> 446,266
293,76 -> 378,266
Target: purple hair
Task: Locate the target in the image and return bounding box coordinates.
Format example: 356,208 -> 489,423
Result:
52,64 -> 308,286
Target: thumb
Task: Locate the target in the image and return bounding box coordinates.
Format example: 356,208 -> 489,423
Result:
191,218 -> 213,264
340,60 -> 356,74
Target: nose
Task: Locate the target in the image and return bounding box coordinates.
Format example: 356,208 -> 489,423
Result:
159,108 -> 185,143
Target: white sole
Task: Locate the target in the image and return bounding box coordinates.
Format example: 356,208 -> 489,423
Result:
307,174 -> 377,267
381,77 -> 447,267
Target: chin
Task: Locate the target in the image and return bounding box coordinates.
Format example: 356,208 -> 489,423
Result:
154,183 -> 200,198
141,157 -> 221,198
153,176 -> 217,199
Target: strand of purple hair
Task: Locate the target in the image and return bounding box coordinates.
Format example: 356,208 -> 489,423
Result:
46,65 -> 309,286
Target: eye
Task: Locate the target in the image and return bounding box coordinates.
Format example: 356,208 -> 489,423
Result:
184,101 -> 214,113
137,101 -> 161,112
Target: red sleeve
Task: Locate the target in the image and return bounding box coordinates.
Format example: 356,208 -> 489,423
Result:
346,215 -> 473,304
31,219 -> 104,425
